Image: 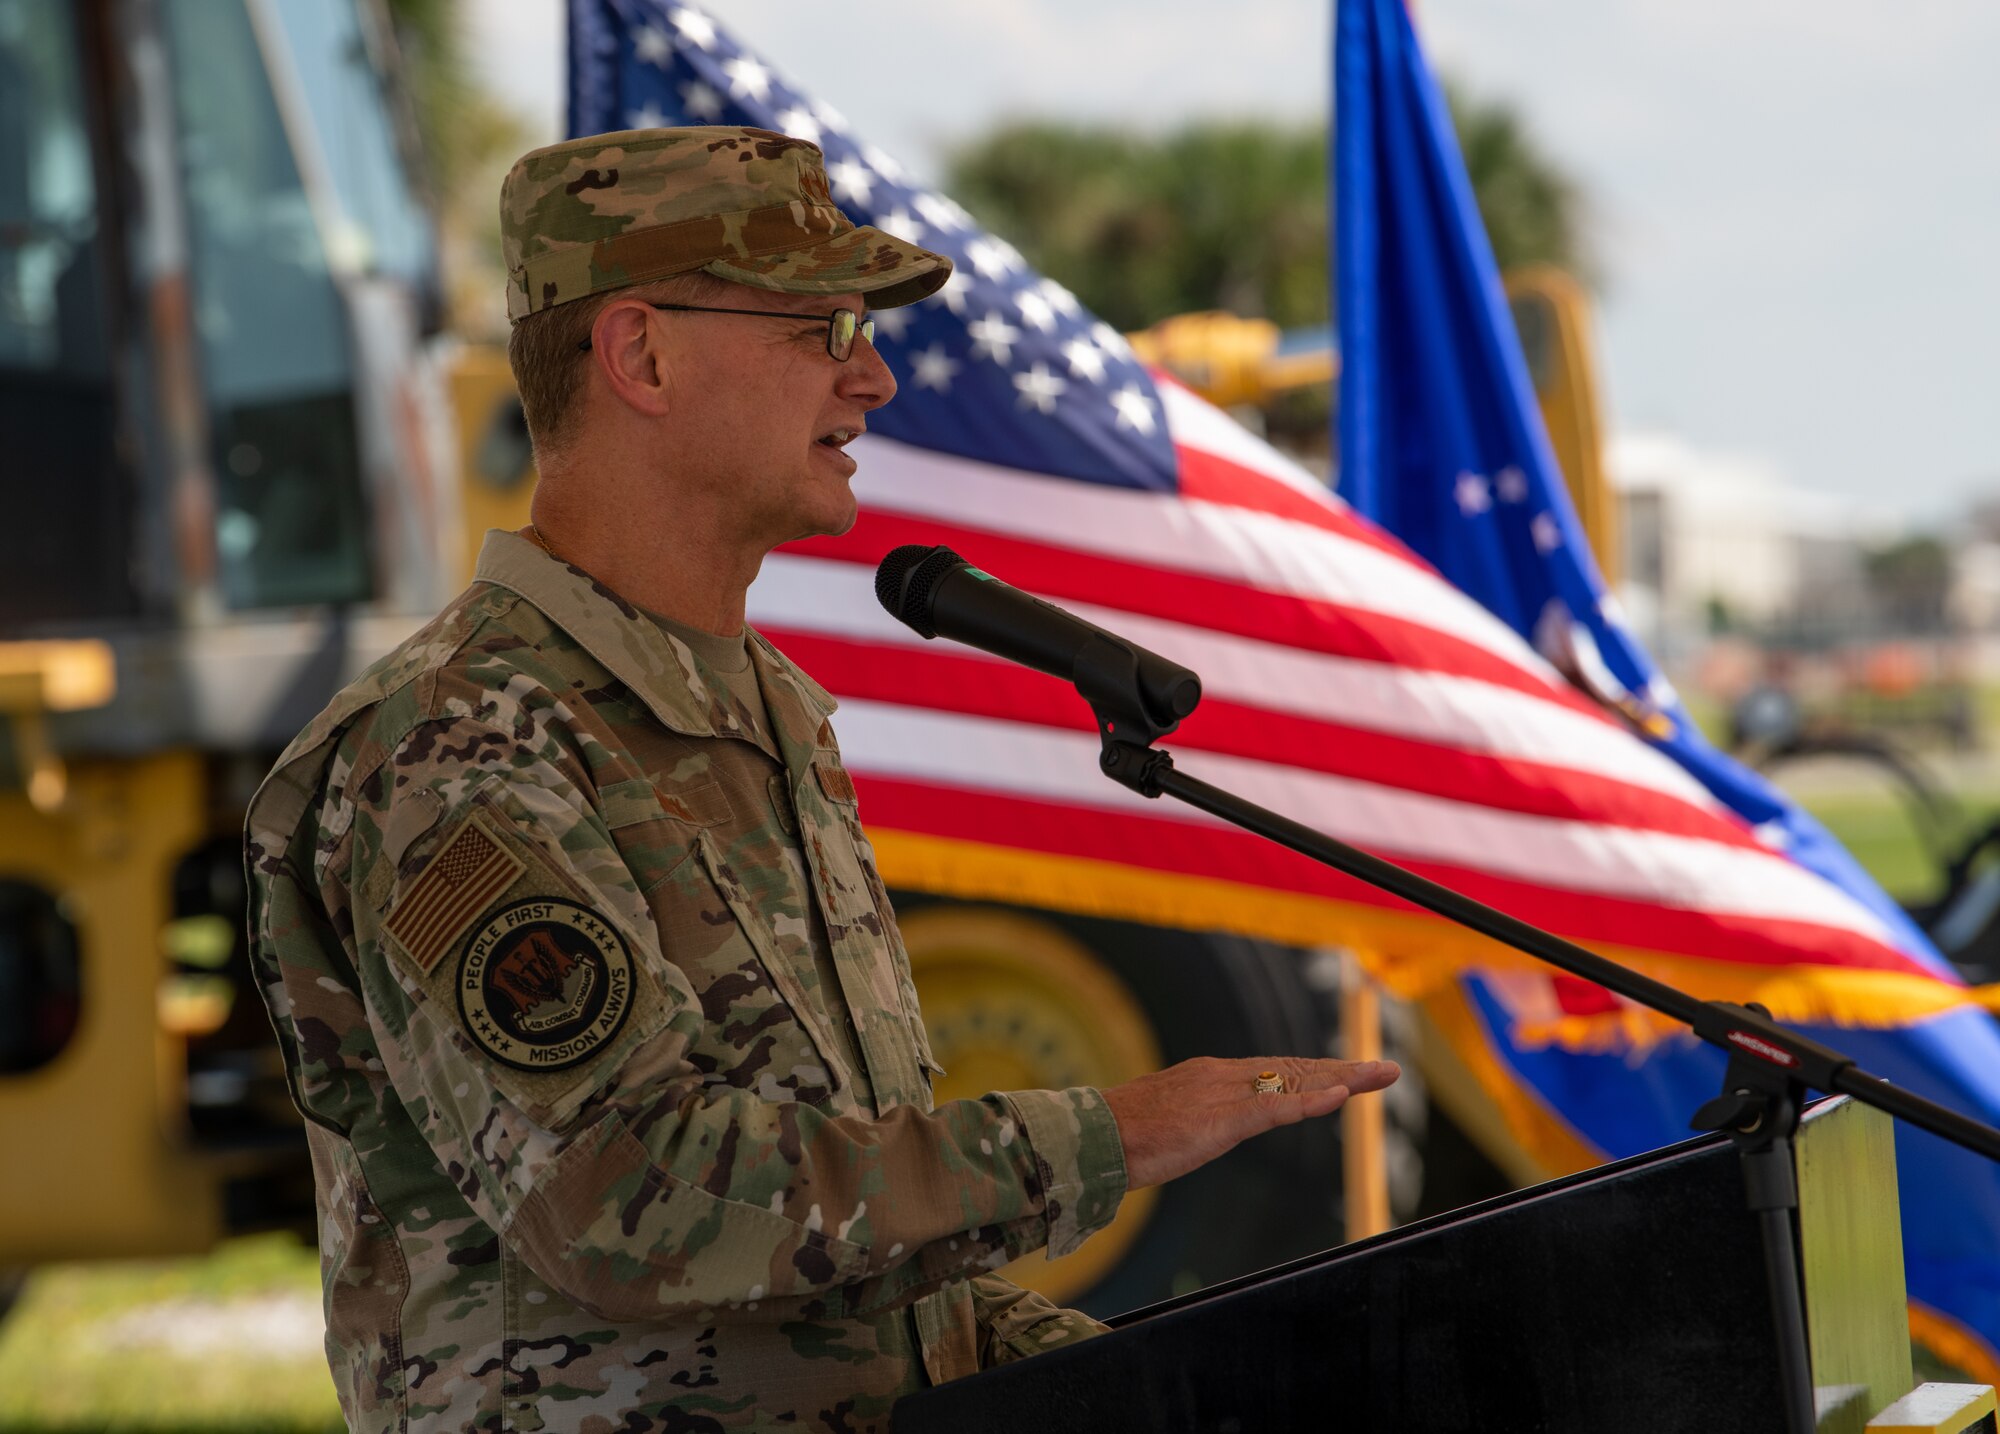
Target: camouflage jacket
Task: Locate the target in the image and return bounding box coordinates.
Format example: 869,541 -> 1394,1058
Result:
244,531 -> 1128,1432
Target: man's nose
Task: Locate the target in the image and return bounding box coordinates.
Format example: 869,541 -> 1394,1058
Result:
840,329 -> 898,410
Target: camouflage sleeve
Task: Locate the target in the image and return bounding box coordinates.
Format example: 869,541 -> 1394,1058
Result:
968,1275 -> 1110,1366
333,712 -> 1126,1325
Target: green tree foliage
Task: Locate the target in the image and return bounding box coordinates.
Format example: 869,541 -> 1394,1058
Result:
381,0 -> 536,332
944,121 -> 1327,333
384,0 -> 490,197
1445,81 -> 1593,284
945,87 -> 1592,332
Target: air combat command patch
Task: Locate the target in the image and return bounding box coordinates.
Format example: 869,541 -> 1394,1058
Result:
459,898 -> 635,1071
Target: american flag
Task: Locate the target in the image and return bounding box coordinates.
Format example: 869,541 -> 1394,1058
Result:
564,0 -> 1989,1033
568,0 -> 2000,1369
383,820 -> 525,973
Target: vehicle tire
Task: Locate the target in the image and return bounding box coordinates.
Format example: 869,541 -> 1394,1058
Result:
893,895 -> 1345,1322
0,1267 -> 27,1327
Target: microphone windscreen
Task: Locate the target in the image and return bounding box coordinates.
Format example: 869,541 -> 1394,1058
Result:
874,545 -> 930,617
873,544 -> 964,638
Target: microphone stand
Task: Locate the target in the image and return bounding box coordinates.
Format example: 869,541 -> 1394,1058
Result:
1075,636 -> 2000,1434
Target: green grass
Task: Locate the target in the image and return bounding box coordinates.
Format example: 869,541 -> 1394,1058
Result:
1794,790 -> 1951,903
1748,742 -> 2000,906
0,1235 -> 341,1434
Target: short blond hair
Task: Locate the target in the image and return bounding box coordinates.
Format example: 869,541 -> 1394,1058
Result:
506,270 -> 733,463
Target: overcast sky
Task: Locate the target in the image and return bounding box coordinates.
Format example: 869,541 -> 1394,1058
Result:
470,0 -> 1999,522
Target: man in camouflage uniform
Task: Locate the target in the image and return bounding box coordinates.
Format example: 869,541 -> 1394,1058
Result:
245,126 -> 1397,1432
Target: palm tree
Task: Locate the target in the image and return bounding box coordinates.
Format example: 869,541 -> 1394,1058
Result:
1445,81 -> 1596,286
946,83 -> 1594,331
383,0 -> 533,334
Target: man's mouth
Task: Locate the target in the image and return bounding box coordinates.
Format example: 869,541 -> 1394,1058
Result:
816,427 -> 859,449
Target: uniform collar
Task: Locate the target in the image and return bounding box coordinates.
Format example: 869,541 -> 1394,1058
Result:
474,529 -> 838,743
748,627 -> 842,771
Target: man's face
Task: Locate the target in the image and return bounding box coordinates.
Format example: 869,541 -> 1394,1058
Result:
652,283 -> 897,551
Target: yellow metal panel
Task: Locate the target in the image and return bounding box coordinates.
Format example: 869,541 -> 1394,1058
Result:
0,639 -> 116,714
1504,267 -> 1617,585
0,753 -> 225,1262
1798,1098 -> 1914,1433
447,344 -> 539,586
1127,311 -> 1283,410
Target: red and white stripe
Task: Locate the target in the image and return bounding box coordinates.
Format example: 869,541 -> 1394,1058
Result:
750,382 -> 1937,983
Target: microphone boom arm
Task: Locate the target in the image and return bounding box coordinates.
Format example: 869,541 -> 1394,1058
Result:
1078,634 -> 1191,748
1092,711 -> 2000,1434
884,539 -> 2000,1434
1093,723 -> 2000,1163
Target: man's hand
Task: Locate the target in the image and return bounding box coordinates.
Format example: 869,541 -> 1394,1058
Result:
1102,1056 -> 1401,1191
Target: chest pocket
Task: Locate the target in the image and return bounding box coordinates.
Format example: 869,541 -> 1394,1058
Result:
603,773 -> 859,1108
801,752 -> 945,1109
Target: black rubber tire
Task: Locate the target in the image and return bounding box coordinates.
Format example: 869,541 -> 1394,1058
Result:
891,895 -> 1344,1321
0,1267 -> 27,1327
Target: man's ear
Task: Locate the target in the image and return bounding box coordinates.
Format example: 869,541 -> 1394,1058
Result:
589,299 -> 674,419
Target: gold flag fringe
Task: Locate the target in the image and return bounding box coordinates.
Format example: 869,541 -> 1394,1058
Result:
872,829 -> 2000,1052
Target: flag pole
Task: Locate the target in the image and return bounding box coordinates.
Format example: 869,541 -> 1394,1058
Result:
1342,953 -> 1391,1239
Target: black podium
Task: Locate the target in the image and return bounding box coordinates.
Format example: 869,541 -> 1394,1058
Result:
893,1096 -> 1910,1434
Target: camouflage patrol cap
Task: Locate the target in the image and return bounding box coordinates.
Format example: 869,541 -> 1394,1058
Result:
500,126 -> 952,322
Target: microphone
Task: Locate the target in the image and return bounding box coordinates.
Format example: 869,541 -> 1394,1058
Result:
874,544 -> 1201,733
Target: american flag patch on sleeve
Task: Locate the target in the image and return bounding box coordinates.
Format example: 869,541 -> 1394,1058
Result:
382,817 -> 527,974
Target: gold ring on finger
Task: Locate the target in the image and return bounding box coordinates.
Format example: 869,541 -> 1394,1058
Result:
1252,1070 -> 1285,1095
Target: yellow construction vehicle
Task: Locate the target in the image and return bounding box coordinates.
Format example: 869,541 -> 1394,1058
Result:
0,0 -> 1341,1303
1,0 -> 460,1267
1128,265 -> 1616,585
0,0 -> 1615,1321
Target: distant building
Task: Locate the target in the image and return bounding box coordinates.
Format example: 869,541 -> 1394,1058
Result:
1609,432 -> 1887,663
1950,542 -> 2000,632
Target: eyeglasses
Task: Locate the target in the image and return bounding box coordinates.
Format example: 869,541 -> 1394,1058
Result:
578,303 -> 877,360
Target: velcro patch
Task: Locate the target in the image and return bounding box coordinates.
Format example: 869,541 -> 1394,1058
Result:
813,761 -> 857,805
383,817 -> 526,973
459,898 -> 634,1072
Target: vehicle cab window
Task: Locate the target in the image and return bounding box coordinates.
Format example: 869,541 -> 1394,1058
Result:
266,0 -> 437,298
0,0 -> 137,628
161,0 -> 374,610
